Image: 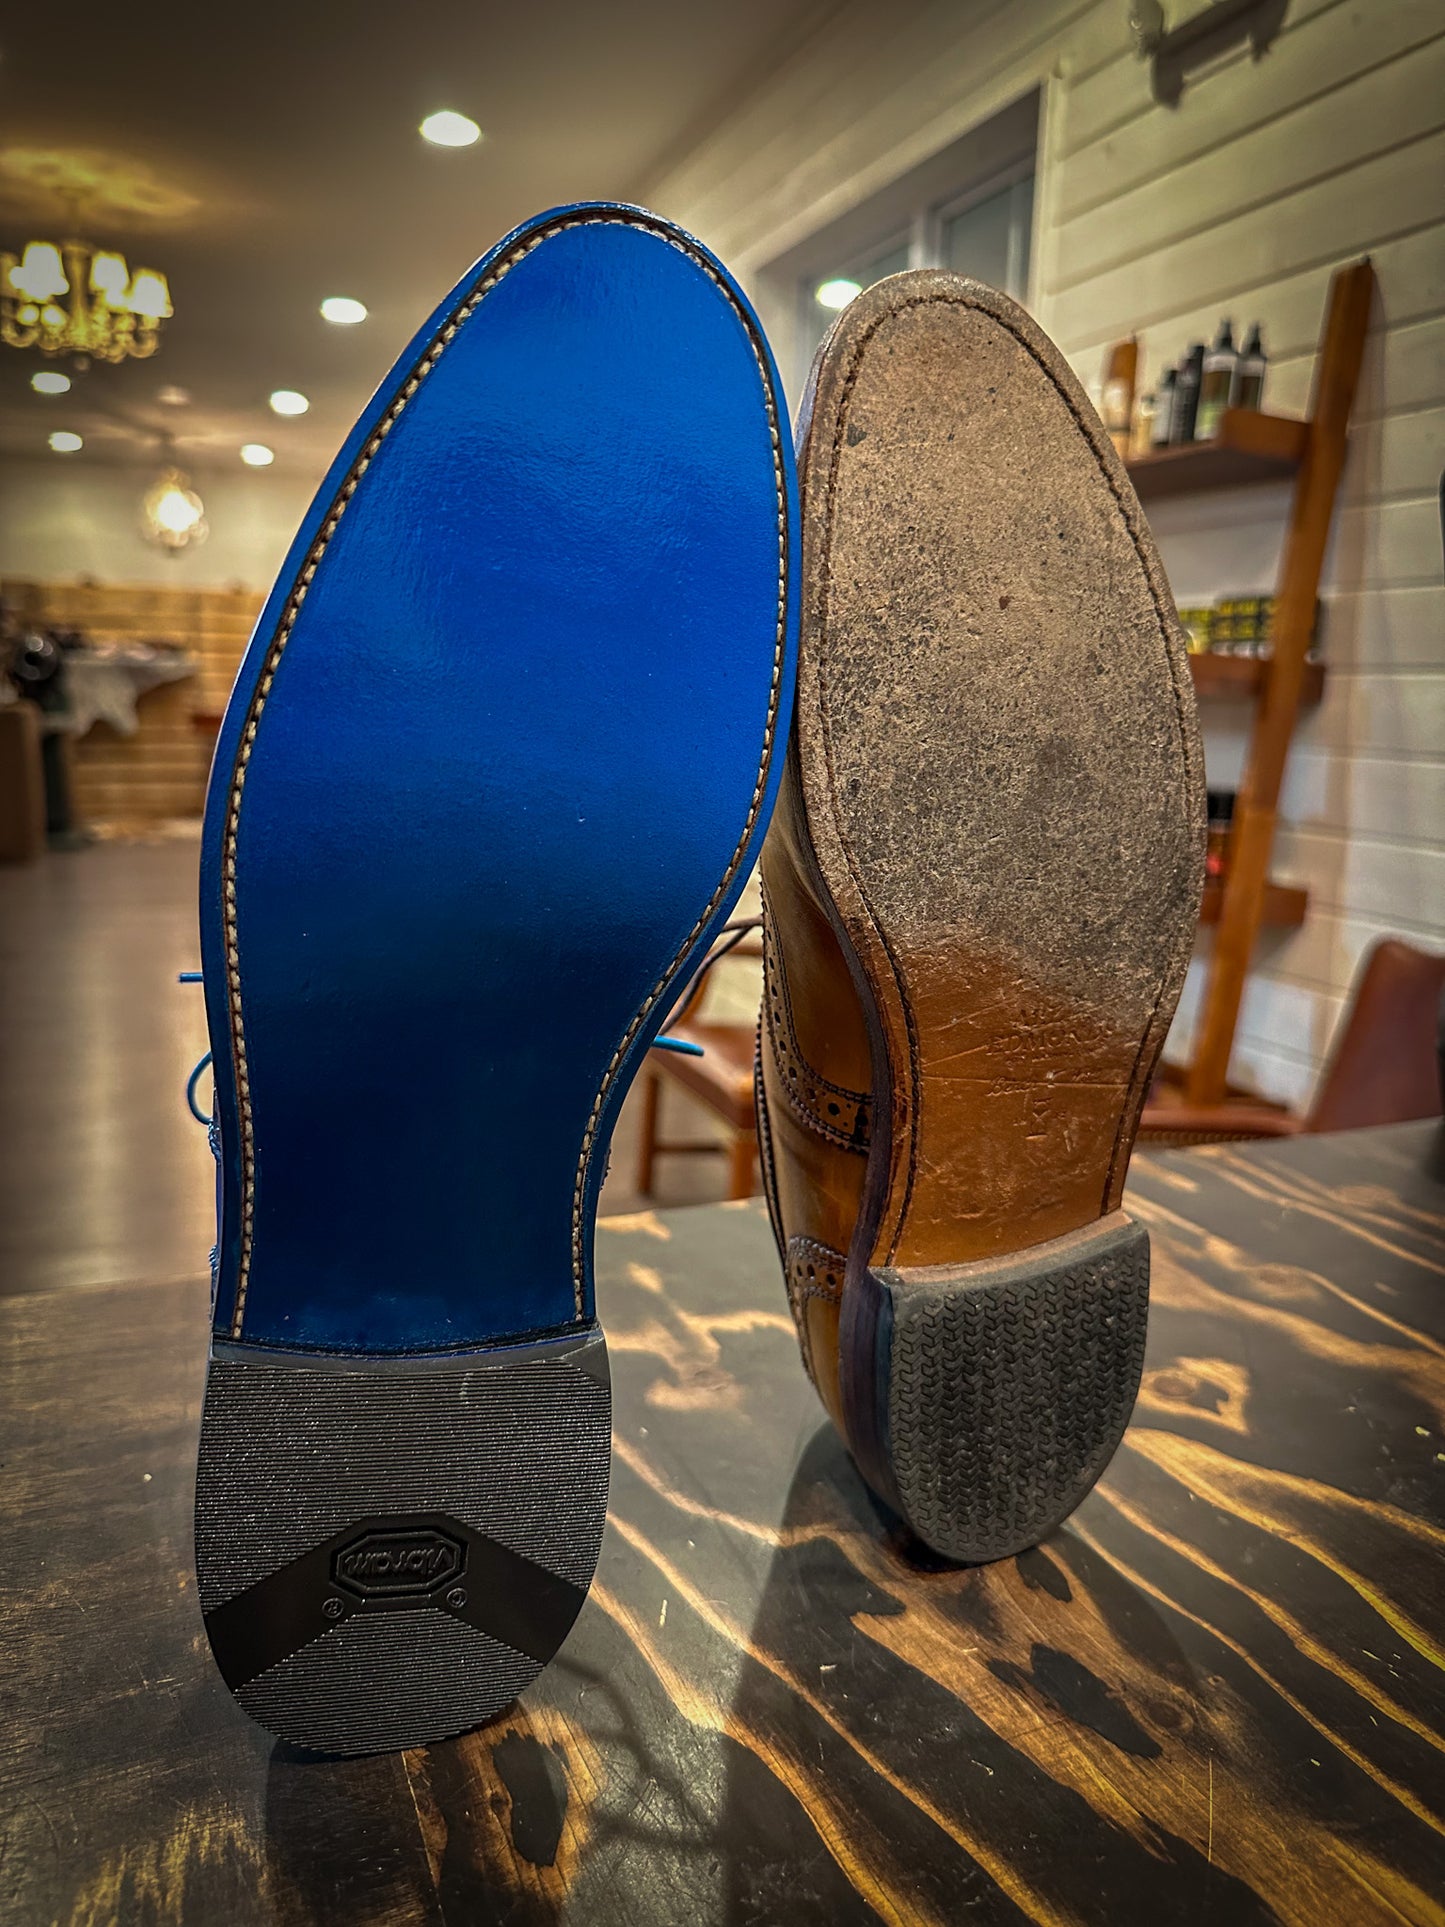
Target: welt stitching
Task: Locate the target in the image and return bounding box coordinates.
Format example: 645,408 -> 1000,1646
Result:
222,211 -> 785,1337
567,268 -> 789,1306
814,287 -> 1198,1258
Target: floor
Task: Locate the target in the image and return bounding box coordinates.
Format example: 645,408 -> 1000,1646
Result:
0,834 -> 747,1304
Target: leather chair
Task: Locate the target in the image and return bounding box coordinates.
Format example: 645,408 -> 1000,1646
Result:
1142,938 -> 1445,1145
635,924 -> 763,1201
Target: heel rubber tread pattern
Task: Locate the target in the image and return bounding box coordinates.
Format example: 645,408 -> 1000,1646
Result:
884,1215 -> 1149,1562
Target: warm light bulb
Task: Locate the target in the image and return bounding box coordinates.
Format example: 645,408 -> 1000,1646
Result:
90,251 -> 130,301
320,296 -> 367,325
815,278 -> 862,311
32,370 -> 71,395
49,430 -> 83,453
11,241 -> 69,301
40,303 -> 67,329
124,269 -> 172,319
420,110 -> 481,147
268,389 -> 309,416
154,486 -> 203,534
142,468 -> 207,551
240,443 -> 275,467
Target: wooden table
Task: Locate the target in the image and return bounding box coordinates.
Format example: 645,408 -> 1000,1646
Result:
3,1124 -> 1443,1926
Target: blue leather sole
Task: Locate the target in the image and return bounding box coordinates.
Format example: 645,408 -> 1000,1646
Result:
199,203 -> 797,1357
194,205 -> 795,1752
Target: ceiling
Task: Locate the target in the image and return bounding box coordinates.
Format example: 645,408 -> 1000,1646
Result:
0,1 -> 834,481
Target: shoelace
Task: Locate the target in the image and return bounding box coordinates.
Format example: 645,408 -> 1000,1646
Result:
177,964 -> 708,1126
177,973 -> 214,1122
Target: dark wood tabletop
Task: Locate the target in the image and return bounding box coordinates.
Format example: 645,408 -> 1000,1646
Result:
3,1123 -> 1443,1927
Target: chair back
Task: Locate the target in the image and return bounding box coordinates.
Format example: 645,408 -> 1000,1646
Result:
1306,938 -> 1445,1132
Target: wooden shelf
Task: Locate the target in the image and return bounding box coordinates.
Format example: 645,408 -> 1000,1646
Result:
1127,409 -> 1309,501
1200,878 -> 1308,929
1174,261 -> 1374,1105
1188,653 -> 1326,704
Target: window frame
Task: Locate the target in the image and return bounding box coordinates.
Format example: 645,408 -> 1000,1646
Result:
792,153 -> 1037,395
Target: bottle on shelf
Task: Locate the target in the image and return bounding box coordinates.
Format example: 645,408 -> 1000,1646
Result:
1152,366 -> 1178,448
1132,388 -> 1158,457
1205,789 -> 1236,881
1175,606 -> 1212,654
1196,320 -> 1238,441
1233,323 -> 1267,411
1100,335 -> 1138,457
1173,342 -> 1205,443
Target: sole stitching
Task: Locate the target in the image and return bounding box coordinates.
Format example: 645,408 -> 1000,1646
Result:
221,210 -> 788,1338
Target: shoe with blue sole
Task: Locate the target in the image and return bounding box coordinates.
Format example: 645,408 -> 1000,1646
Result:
193,203 -> 798,1755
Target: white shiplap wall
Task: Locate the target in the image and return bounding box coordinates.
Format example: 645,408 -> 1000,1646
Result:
645,0 -> 1445,1107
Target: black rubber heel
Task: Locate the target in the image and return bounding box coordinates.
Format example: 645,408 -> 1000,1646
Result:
194,1328 -> 609,1755
871,1213 -> 1149,1563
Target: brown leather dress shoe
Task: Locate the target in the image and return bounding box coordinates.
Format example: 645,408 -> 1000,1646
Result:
756,271 -> 1205,1562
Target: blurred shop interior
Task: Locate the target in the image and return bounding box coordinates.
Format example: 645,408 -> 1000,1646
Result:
1,0 -> 1442,1295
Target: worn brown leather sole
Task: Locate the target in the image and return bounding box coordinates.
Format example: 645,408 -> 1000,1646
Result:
791,272 -> 1205,1560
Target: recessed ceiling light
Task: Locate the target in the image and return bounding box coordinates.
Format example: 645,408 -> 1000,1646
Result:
240,443 -> 275,467
268,388 -> 309,416
32,369 -> 71,395
420,110 -> 481,147
320,296 -> 367,326
815,278 -> 862,311
49,430 -> 83,453
157,384 -> 191,406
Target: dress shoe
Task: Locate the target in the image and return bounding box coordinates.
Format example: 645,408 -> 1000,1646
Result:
757,270 -> 1204,1562
194,203 -> 798,1752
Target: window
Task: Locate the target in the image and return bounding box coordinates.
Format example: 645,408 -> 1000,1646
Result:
940,174 -> 1034,293
797,165 -> 1034,379
766,91 -> 1040,402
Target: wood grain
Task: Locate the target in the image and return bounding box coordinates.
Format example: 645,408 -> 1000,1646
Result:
1185,258 -> 1376,1108
2,1124 -> 1442,1925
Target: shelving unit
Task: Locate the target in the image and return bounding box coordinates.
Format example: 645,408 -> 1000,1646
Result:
1129,408 -> 1309,501
1198,878 -> 1309,930
1128,257 -> 1376,1119
1187,654 -> 1326,704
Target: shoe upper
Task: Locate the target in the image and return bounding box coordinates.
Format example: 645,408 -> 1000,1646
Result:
756,748 -> 874,1428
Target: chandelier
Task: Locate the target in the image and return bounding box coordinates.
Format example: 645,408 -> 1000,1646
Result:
142,467 -> 207,553
2,233 -> 172,364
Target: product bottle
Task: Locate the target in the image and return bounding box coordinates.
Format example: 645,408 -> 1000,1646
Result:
1132,390 -> 1157,458
1196,321 -> 1237,441
1233,323 -> 1267,410
1100,335 -> 1139,457
1152,367 -> 1178,448
1173,343 -> 1205,444
1205,789 -> 1235,881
